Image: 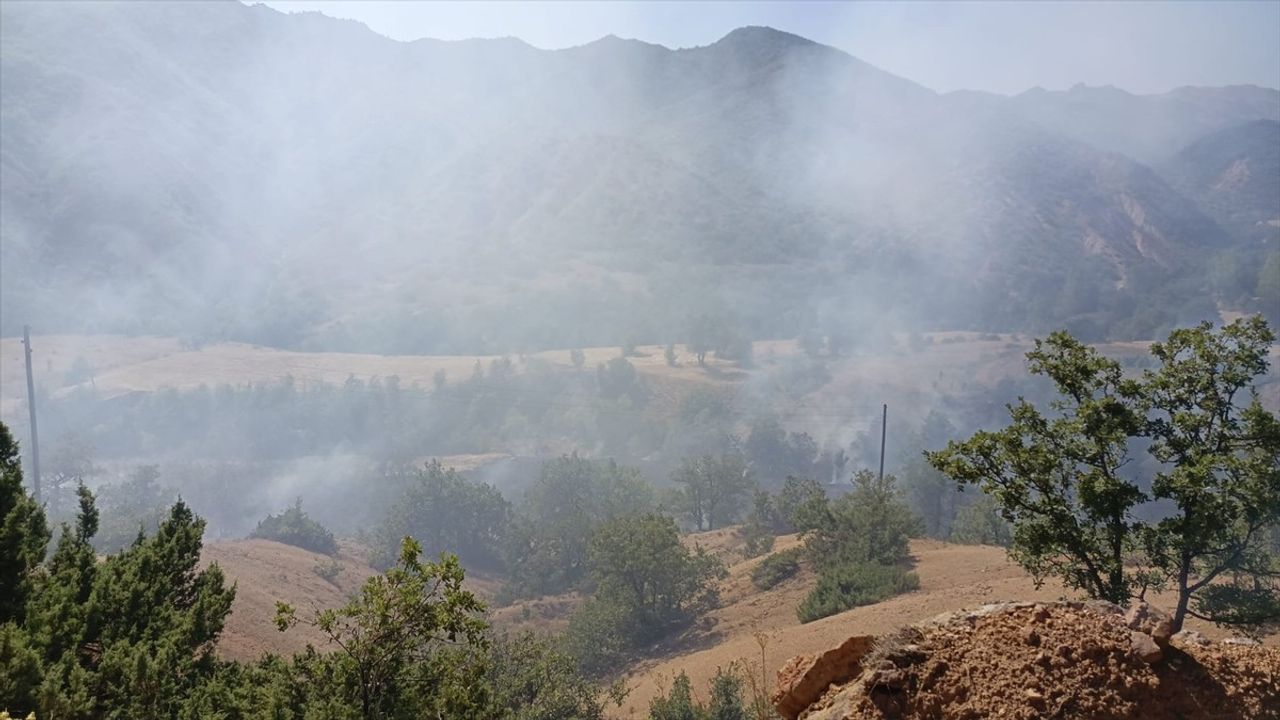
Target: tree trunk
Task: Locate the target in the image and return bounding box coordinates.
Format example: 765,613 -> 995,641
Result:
1172,552 -> 1192,633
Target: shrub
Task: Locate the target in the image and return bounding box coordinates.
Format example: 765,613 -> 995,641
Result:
751,548 -> 803,591
251,498 -> 338,555
647,667 -> 747,720
312,557 -> 342,584
797,561 -> 919,623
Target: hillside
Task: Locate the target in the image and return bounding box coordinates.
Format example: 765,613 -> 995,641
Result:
3,2 -> 1277,351
198,531 -> 1275,717
203,538 -> 503,661
608,534 -> 1278,717
1162,119 -> 1280,244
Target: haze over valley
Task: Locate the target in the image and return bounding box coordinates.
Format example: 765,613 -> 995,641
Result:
0,2 -> 1277,718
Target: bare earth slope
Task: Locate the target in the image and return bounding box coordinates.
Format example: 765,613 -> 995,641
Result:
201,539 -> 378,661
611,537 -> 1276,718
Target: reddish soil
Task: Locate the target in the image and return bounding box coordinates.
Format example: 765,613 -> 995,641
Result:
799,603 -> 1278,720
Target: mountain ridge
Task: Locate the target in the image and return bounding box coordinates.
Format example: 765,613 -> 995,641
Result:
1,1 -> 1276,351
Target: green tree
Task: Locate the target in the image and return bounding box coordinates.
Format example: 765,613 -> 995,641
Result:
374,460 -> 511,571
0,423 -> 50,624
276,537 -> 488,719
776,476 -> 829,533
804,471 -> 919,571
567,514 -> 725,675
671,454 -> 754,531
504,455 -> 655,597
927,331 -> 1148,603
92,464 -> 174,554
930,319 -> 1280,632
1141,317 -> 1280,631
649,671 -> 701,720
949,496 -> 1013,547
13,488 -> 236,718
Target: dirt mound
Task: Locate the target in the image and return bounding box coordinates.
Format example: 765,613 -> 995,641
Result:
777,601 -> 1278,720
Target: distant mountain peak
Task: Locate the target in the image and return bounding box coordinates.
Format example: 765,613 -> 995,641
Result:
714,25 -> 817,49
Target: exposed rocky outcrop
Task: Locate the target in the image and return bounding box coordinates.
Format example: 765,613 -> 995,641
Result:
774,601 -> 1279,720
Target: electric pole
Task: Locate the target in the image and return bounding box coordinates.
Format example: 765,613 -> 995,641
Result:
22,325 -> 41,503
875,399 -> 885,479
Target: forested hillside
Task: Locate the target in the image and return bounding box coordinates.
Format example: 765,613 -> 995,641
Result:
2,1 -> 1276,352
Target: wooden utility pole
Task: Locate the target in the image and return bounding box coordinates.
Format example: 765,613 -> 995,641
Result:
875,399 -> 885,479
22,325 -> 41,502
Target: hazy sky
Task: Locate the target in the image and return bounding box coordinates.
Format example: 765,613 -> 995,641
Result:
252,1 -> 1280,95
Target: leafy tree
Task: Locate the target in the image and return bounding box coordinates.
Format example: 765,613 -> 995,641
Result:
949,496 -> 1013,547
483,632 -> 623,720
665,343 -> 678,367
597,357 -> 644,404
930,319 -> 1280,632
92,464 -> 174,554
804,471 -> 919,571
0,423 -> 50,624
671,454 -> 754,531
1140,317 -> 1280,631
649,671 -> 700,720
276,537 -> 487,719
927,331 -> 1148,603
740,490 -> 783,558
570,348 -> 586,370
567,514 -> 725,675
374,460 -> 511,571
705,667 -> 747,720
251,498 -> 339,555
504,455 -> 655,597
776,476 -> 829,533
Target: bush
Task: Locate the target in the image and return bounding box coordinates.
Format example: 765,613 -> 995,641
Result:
312,557 -> 342,584
566,514 -> 726,676
647,667 -> 747,720
797,561 -> 919,623
251,498 -> 338,555
751,548 -> 803,591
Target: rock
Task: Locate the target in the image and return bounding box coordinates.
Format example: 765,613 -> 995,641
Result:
1125,602 -> 1173,646
1222,636 -> 1261,647
1129,631 -> 1163,664
772,635 -> 876,720
868,662 -> 908,690
1083,599 -> 1125,617
1171,630 -> 1210,648
1023,626 -> 1041,646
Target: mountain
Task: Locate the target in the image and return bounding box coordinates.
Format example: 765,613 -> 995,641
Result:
2,1 -> 1277,352
1162,119 -> 1280,245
